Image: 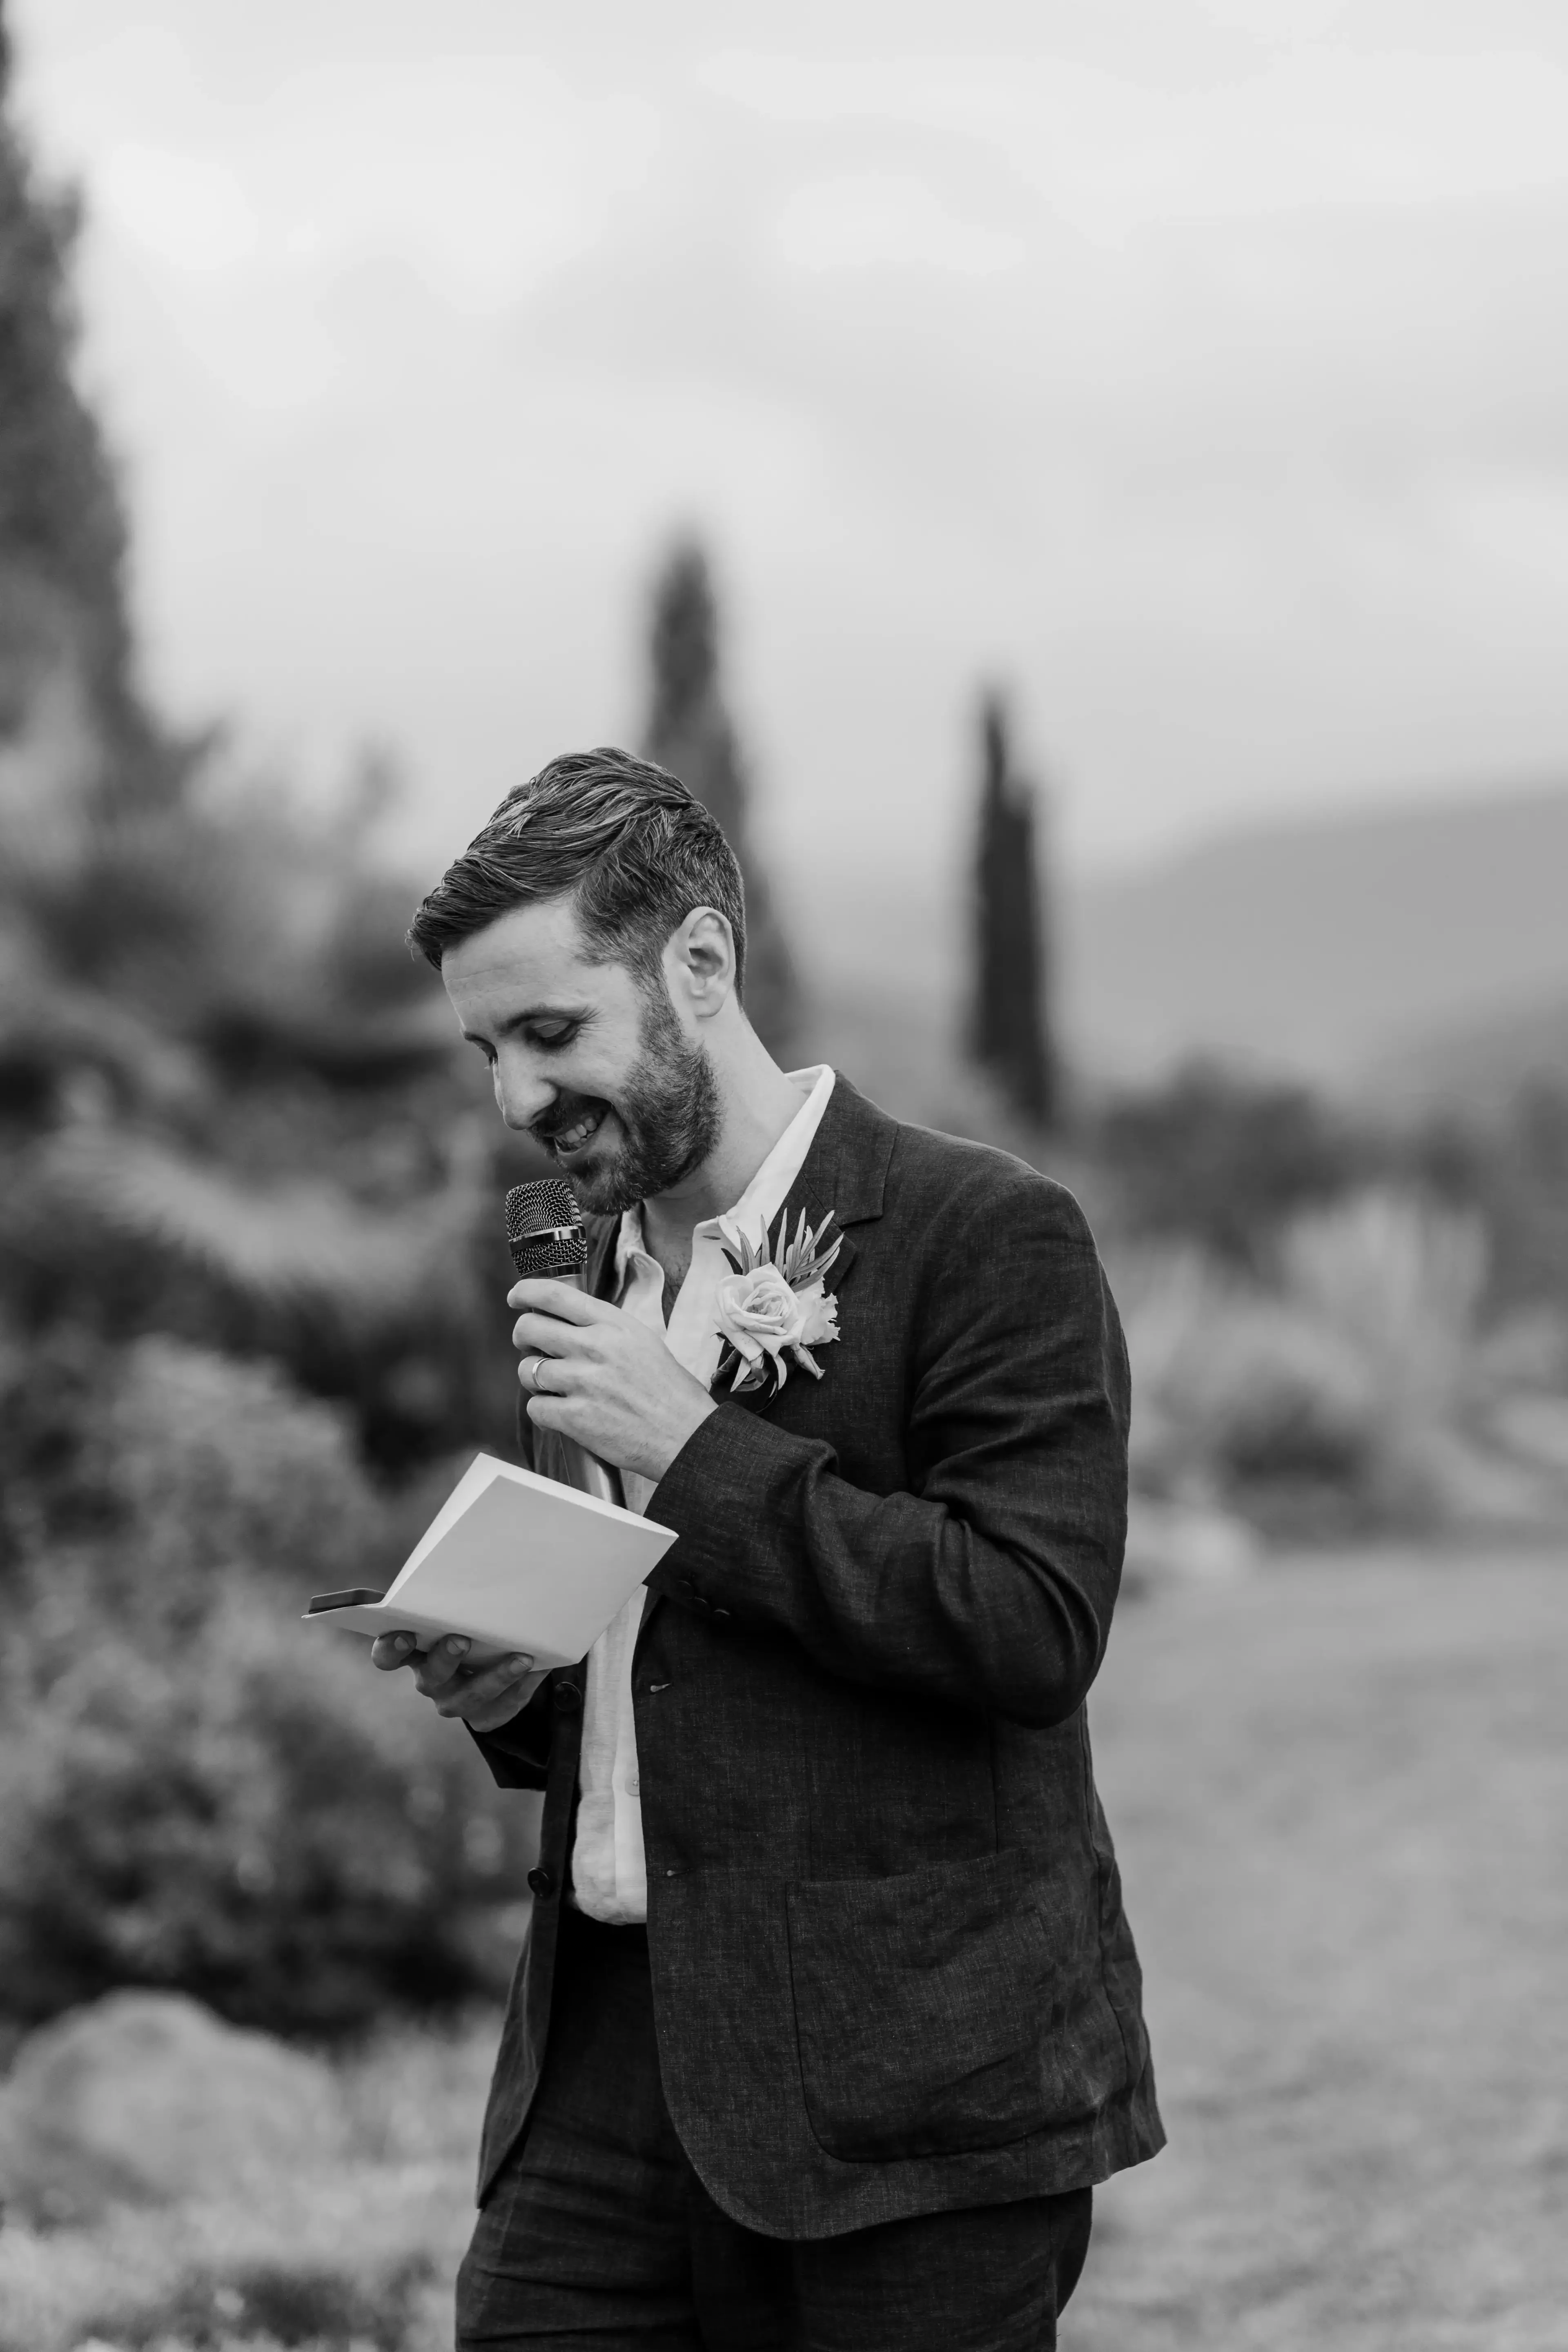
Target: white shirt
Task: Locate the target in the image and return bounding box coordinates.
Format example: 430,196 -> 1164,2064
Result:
569,1065 -> 837,1923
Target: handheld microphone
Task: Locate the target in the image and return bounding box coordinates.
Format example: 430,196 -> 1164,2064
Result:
505,1176 -> 588,1281
505,1178 -> 624,1508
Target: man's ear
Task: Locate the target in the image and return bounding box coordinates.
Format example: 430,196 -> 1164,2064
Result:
666,906 -> 736,1016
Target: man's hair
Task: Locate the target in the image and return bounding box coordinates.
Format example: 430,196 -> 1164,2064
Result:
407,748 -> 747,996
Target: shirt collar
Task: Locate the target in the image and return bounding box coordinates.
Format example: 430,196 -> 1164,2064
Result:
614,1065 -> 835,1281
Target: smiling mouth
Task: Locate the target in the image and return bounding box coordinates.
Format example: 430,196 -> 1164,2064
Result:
537,1102 -> 609,1158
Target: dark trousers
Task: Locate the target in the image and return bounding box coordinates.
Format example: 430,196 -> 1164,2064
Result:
456,1906 -> 1093,2352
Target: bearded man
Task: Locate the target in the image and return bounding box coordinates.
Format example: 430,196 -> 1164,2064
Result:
378,748 -> 1163,2352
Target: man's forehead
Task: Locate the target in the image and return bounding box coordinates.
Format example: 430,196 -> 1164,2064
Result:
441,899 -> 628,1015
443,898 -> 591,984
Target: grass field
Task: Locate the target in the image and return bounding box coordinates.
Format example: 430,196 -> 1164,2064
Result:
4,1548 -> 1564,2350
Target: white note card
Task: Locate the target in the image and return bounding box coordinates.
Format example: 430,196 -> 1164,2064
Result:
304,1452 -> 675,1669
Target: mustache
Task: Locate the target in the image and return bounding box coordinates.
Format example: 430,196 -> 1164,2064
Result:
530,1092 -> 607,1145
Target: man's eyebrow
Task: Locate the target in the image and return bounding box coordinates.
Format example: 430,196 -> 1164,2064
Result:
461,1004 -> 589,1045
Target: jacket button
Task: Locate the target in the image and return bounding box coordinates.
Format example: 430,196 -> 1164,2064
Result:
713,1608 -> 732,1623
526,1866 -> 555,1899
552,1680 -> 583,1711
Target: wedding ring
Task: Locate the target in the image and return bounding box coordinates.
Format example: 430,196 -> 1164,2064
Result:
520,1354 -> 545,1395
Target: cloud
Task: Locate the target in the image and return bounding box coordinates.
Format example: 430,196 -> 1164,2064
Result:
98,145 -> 260,274
775,173 -> 1023,274
13,2 -> 1568,880
704,47 -> 1568,239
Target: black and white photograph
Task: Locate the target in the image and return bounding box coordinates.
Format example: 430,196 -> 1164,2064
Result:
0,5 -> 1565,2348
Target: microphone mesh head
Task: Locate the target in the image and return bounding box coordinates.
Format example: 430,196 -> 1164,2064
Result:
505,1178 -> 588,1278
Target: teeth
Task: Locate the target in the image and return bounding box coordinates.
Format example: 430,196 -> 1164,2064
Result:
553,1107 -> 606,1152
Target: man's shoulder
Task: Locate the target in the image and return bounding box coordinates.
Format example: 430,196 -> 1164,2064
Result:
877,1107 -> 1094,1242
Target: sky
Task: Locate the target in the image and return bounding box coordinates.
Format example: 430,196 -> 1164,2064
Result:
13,0 -> 1568,908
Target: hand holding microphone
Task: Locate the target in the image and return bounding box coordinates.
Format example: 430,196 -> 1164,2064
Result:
504,1181 -> 716,1489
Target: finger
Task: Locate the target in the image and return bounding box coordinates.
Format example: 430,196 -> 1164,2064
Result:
411,1634 -> 472,1694
467,1666 -> 550,1733
525,1394 -> 579,1437
511,1309 -> 599,1359
434,1652 -> 535,1719
505,1278 -> 617,1324
371,1631 -> 422,1672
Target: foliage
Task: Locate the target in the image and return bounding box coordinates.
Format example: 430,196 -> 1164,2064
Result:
0,11 -> 559,2048
1412,1081 -> 1568,1314
1091,1058 -> 1568,1324
0,1327 -> 378,1591
1118,1187 -> 1568,1534
969,691 -> 1055,1124
643,537 -> 797,1051
99,1336 -> 388,1590
0,754 -> 529,1468
0,2011 -> 495,2352
0,1328 -> 535,2036
1092,1062 -> 1374,1263
0,1589 -> 536,2034
0,5 -> 147,762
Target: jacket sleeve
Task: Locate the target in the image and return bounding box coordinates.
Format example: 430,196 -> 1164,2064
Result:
647,1169 -> 1129,1728
467,1675 -> 556,1788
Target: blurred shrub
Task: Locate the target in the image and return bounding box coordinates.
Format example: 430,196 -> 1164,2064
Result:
0,2011 -> 496,2352
0,1329 -> 397,1606
1276,1190 -> 1565,1525
102,1335 -> 387,1594
1093,1064 -> 1376,1263
1120,1187 -> 1568,1535
1120,1246 -> 1372,1512
0,1592 -> 536,2035
75,2252 -> 434,2352
1091,1064 -> 1568,1336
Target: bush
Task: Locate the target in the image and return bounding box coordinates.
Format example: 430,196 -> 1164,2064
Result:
1117,1189 -> 1568,1533
77,2253 -> 434,2352
0,1592 -> 537,2035
2,1329 -> 379,1567
1118,1245 -> 1373,1508
1094,1065 -> 1375,1262
101,1334 -> 389,1595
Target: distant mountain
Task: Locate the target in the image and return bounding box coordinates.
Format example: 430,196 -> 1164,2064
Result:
1362,987 -> 1568,1120
1062,786 -> 1568,1089
787,783 -> 1568,1115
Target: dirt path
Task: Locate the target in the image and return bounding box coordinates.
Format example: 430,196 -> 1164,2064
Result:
1066,1548 -> 1568,2352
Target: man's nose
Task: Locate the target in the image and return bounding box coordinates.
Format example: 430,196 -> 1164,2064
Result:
492,1059 -> 556,1134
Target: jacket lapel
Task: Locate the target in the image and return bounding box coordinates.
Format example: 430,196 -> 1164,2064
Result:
636,1076 -> 894,1647
709,1074 -> 893,1415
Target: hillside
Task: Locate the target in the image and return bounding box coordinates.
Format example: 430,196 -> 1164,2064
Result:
1064,786 -> 1568,1087
790,785 -> 1568,1107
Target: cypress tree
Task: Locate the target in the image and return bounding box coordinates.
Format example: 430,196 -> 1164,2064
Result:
970,691 -> 1056,1124
0,4 -> 152,776
643,540 -> 797,1052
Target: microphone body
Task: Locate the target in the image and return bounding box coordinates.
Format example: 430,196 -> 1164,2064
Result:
505,1178 -> 624,1509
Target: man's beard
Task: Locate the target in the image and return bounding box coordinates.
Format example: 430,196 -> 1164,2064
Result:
532,984 -> 722,1219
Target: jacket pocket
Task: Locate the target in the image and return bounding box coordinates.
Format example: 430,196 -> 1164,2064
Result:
785,1849 -> 1055,2162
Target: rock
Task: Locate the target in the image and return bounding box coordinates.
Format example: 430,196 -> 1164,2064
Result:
0,1989 -> 347,2225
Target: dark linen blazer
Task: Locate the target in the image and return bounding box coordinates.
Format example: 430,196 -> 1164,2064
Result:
470,1074 -> 1164,2238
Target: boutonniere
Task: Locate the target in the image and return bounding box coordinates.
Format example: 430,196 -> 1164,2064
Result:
712,1206 -> 843,1400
